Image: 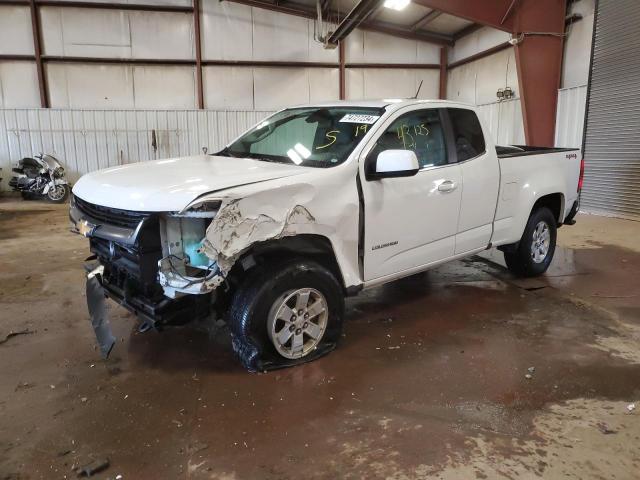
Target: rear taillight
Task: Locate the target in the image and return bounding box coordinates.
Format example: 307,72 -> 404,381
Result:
578,157 -> 585,193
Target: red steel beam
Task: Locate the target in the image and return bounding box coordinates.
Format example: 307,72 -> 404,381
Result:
28,0 -> 49,108
515,34 -> 565,146
193,0 -> 204,109
448,41 -> 512,69
439,47 -> 447,99
414,0 -> 565,34
36,1 -> 194,12
414,0 -> 566,146
345,63 -> 439,69
339,41 -> 346,100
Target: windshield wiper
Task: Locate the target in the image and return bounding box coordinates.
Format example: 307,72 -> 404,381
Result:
216,147 -> 237,158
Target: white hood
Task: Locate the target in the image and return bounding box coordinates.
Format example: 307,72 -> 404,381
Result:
72,155 -> 310,211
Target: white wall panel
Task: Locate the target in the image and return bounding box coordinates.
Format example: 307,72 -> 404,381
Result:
309,68 -> 340,103
201,1 -> 336,63
0,6 -> 34,56
555,85 -> 587,148
132,66 -> 196,109
449,27 -> 509,63
476,97 -> 525,146
203,66 -> 254,110
41,7 -> 194,59
41,7 -> 132,58
347,69 -> 439,100
0,108 -> 274,190
346,29 -> 440,64
0,63 -> 41,108
447,48 -> 518,105
562,0 -> 595,88
47,64 -> 135,108
254,68 -> 306,110
129,12 -> 194,60
252,11 -> 311,62
201,0 -> 253,61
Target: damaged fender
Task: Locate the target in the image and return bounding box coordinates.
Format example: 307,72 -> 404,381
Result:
191,170 -> 362,290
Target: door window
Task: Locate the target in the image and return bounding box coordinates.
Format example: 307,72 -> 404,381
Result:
368,109 -> 447,170
447,108 -> 486,162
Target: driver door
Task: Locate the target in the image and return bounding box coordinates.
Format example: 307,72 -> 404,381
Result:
360,107 -> 462,282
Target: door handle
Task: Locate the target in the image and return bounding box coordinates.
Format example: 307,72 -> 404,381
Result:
438,180 -> 457,193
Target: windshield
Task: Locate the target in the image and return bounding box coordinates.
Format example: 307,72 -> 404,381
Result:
223,107 -> 385,168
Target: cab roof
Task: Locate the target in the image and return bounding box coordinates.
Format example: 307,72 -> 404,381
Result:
288,98 -> 475,113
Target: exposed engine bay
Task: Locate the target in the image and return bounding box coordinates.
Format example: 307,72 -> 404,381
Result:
71,195 -> 224,333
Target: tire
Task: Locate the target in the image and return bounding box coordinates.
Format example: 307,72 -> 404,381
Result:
227,258 -> 345,372
503,206 -> 557,277
47,184 -> 69,203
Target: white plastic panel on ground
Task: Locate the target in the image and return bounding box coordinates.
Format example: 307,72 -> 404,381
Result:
555,85 -> 587,148
0,109 -> 274,189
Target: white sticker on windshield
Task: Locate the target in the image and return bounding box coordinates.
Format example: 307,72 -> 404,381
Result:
339,114 -> 380,124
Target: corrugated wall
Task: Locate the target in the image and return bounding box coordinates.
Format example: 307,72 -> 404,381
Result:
476,97 -> 526,146
0,109 -> 273,188
555,85 -> 588,148
0,94 -> 585,191
581,0 -> 640,220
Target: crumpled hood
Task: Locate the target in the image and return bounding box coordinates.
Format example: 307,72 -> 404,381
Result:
72,155 -> 310,212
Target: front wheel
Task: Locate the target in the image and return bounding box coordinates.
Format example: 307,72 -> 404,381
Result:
504,206 -> 557,277
47,184 -> 69,203
228,259 -> 344,372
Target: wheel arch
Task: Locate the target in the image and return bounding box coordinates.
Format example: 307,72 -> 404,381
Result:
227,234 -> 349,294
531,192 -> 565,226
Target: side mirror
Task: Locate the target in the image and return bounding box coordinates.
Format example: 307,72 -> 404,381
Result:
368,150 -> 420,180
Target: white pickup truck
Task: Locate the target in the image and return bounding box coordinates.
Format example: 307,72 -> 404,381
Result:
70,99 -> 583,371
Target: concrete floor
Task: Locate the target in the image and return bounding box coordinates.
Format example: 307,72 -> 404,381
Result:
1,197 -> 639,480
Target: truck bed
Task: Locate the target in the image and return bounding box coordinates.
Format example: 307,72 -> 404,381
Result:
496,145 -> 580,158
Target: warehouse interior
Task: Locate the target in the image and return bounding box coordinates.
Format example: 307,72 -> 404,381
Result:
1,0 -> 639,478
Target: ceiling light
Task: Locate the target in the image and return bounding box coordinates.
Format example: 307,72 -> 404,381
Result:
384,0 -> 410,11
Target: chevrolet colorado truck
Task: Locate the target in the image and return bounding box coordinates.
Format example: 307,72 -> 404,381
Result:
70,100 -> 583,371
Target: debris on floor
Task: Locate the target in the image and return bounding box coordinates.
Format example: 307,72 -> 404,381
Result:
596,422 -> 617,435
75,458 -> 110,477
0,329 -> 35,345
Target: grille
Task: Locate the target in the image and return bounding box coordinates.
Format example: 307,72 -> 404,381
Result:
74,195 -> 151,229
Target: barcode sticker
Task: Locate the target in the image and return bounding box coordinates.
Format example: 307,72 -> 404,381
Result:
339,114 -> 380,124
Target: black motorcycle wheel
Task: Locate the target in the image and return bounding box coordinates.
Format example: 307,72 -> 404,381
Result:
47,185 -> 69,203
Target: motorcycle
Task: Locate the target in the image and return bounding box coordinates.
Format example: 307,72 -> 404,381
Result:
9,153 -> 70,203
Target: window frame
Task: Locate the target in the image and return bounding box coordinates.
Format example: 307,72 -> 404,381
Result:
441,107 -> 487,164
363,107 -> 458,179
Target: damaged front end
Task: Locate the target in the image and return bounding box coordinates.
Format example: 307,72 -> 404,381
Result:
70,195 -> 225,356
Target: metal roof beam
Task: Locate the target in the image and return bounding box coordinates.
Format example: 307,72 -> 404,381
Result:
411,9 -> 442,31
223,0 -> 454,46
325,0 -> 386,46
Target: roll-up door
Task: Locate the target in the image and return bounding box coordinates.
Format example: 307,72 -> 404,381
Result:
582,0 -> 640,219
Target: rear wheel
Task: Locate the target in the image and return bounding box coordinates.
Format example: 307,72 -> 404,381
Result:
228,258 -> 344,372
503,207 -> 557,277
